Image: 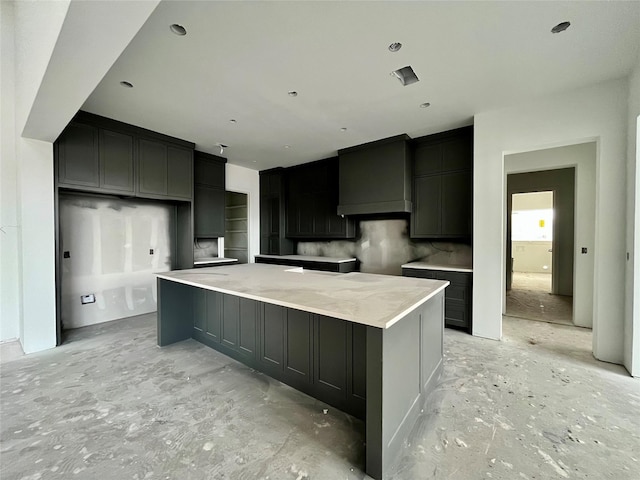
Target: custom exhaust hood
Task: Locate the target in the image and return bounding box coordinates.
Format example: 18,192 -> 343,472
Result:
337,134 -> 412,216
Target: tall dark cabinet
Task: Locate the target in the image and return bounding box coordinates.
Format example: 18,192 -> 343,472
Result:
54,111 -> 196,345
193,151 -> 226,238
286,158 -> 355,239
411,126 -> 473,238
260,168 -> 294,255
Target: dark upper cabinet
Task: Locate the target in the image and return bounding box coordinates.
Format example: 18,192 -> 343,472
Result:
441,171 -> 472,236
138,138 -> 168,196
337,135 -> 412,216
411,126 -> 473,238
57,122 -> 100,188
286,158 -> 355,239
55,112 -> 195,201
260,169 -> 294,255
194,151 -> 226,238
194,185 -> 225,237
99,129 -> 134,193
413,175 -> 441,235
138,140 -> 193,200
167,146 -> 193,199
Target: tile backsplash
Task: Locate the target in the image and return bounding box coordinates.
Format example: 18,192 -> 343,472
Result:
297,219 -> 471,275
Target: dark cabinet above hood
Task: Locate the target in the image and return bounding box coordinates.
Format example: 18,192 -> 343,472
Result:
337,134 -> 411,216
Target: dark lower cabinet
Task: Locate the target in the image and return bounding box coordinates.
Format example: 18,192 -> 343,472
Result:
402,268 -> 472,333
284,309 -> 313,386
194,290 -> 257,361
260,303 -> 285,370
191,287 -> 366,419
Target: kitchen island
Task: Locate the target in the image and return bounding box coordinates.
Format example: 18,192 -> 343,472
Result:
156,263 -> 448,480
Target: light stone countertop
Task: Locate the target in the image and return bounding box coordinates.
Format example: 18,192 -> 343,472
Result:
157,263 -> 448,329
255,254 -> 357,264
402,261 -> 473,273
193,257 -> 238,266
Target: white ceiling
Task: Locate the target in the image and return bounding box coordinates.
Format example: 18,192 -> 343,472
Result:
81,1 -> 640,171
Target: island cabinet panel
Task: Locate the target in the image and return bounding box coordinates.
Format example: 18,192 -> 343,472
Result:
315,316 -> 347,394
351,323 -> 368,401
158,273 -> 446,480
222,295 -> 240,348
284,309 -> 313,385
260,303 -> 286,371
238,299 -> 258,359
205,291 -> 223,342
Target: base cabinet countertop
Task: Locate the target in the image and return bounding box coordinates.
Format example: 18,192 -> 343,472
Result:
402,261 -> 473,332
255,254 -> 357,273
157,264 -> 447,480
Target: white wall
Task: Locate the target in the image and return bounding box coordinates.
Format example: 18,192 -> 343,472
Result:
17,138 -> 57,353
0,0 -> 20,342
505,143 -> 596,328
0,1 -> 159,352
474,79 -> 628,365
625,57 -> 640,376
226,164 -> 260,263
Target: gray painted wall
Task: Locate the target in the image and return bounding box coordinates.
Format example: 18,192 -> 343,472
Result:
297,219 -> 472,276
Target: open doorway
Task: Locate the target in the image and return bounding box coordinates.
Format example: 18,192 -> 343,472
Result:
506,190 -> 573,325
505,167 -> 576,326
225,191 -> 248,263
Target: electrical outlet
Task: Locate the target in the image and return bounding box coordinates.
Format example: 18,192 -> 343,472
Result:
581,247 -> 588,254
81,294 -> 96,305
63,251 -> 70,258
149,248 -> 154,255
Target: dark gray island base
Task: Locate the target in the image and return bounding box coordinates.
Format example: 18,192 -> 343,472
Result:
156,264 -> 447,480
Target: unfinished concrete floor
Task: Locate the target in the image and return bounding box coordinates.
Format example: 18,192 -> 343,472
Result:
506,272 -> 573,326
1,314 -> 638,480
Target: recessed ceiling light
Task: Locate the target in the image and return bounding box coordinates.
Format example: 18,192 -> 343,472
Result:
391,66 -> 419,86
419,102 -> 431,108
170,24 -> 187,36
388,42 -> 402,52
284,145 -> 291,149
551,21 -> 570,34
120,81 -> 133,88
288,91 -> 298,97
229,119 -> 237,124
340,127 -> 347,132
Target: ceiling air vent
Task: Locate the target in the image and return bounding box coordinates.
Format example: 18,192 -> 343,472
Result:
391,66 -> 419,86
